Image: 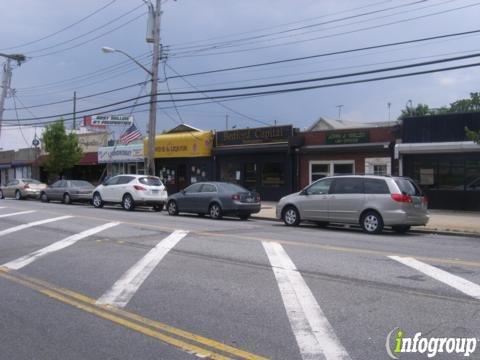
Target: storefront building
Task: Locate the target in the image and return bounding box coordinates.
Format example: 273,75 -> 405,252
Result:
396,113 -> 480,210
69,131 -> 109,184
147,125 -> 214,194
0,148 -> 41,185
214,125 -> 300,201
299,118 -> 399,188
98,143 -> 144,177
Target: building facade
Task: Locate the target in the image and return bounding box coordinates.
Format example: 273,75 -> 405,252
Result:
0,148 -> 41,185
98,143 -> 144,177
396,113 -> 480,210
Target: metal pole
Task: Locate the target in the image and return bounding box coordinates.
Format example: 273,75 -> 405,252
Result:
73,91 -> 77,129
225,114 -> 229,130
147,0 -> 161,176
0,58 -> 12,140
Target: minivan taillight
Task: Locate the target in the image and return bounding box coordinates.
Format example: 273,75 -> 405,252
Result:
134,185 -> 146,191
391,193 -> 412,203
232,194 -> 240,201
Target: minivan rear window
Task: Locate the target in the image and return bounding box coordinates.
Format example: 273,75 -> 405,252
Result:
394,178 -> 422,196
139,177 -> 163,186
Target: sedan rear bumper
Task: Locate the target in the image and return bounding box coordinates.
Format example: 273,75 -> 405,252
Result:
225,202 -> 261,214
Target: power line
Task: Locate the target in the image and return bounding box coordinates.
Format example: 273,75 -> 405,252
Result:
171,1 -> 477,58
163,60 -> 184,124
5,52 -> 480,122
6,60 -> 480,127
0,0 -> 118,51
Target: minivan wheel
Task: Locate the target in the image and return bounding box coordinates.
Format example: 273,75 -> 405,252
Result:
283,206 -> 300,226
122,194 -> 135,211
92,193 -> 104,208
0,190 -> 4,199
167,200 -> 178,215
361,211 -> 384,234
209,203 -> 223,219
392,225 -> 411,233
15,190 -> 22,200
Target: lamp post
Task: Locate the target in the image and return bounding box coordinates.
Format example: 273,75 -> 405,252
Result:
0,53 -> 26,140
101,0 -> 161,176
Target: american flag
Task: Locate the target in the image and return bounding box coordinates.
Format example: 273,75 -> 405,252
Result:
119,124 -> 142,144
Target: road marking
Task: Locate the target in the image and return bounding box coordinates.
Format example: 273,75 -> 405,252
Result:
262,241 -> 351,360
3,222 -> 120,270
0,210 -> 35,218
0,215 -> 73,237
389,256 -> 480,300
0,267 -> 267,360
97,230 -> 188,307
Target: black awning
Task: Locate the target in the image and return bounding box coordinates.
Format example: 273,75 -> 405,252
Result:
301,142 -> 391,154
213,142 -> 289,155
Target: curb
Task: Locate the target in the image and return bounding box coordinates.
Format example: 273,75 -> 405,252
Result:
251,215 -> 480,238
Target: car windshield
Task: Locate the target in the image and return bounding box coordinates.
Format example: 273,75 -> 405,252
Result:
220,183 -> 249,193
394,178 -> 422,196
139,177 -> 163,186
23,179 -> 41,184
70,180 -> 94,188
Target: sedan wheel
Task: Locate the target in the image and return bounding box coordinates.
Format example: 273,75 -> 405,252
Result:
15,190 -> 22,200
63,193 -> 71,205
361,211 -> 384,234
92,193 -> 104,208
167,200 -> 178,216
282,206 -> 300,226
122,194 -> 135,211
209,203 -> 222,219
40,192 -> 49,203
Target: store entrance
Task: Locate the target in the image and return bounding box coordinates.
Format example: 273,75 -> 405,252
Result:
177,164 -> 187,191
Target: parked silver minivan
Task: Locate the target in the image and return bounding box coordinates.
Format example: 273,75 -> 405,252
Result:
276,175 -> 429,234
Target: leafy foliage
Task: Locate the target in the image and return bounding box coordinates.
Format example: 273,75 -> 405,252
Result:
42,121 -> 83,179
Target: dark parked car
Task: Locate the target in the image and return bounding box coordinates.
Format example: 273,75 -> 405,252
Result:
40,180 -> 94,204
166,182 -> 261,220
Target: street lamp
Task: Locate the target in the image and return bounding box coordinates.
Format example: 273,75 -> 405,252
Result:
100,0 -> 161,176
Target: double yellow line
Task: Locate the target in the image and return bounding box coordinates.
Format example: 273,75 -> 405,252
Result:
0,267 -> 267,360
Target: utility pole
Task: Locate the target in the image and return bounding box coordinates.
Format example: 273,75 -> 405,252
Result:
0,53 -> 25,140
146,0 -> 162,176
387,102 -> 391,121
225,114 -> 229,130
73,91 -> 77,130
336,104 -> 344,120
0,58 -> 12,140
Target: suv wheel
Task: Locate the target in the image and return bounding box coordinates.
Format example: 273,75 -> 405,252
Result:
153,204 -> 163,212
15,190 -> 22,200
122,194 -> 135,211
361,211 -> 384,234
282,206 -> 300,226
209,203 -> 223,219
92,193 -> 104,208
167,200 -> 178,215
392,225 -> 411,233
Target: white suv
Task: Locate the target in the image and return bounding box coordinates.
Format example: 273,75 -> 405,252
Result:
92,175 -> 168,211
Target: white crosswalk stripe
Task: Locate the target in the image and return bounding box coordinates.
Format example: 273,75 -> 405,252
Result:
0,215 -> 73,237
389,256 -> 480,300
96,229 -> 189,308
263,241 -> 351,360
0,210 -> 35,218
3,222 -> 120,270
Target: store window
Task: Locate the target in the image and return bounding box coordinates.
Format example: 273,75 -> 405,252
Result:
190,164 -> 208,183
244,163 -> 257,189
365,157 -> 391,176
309,161 -> 355,183
262,163 -> 285,187
158,166 -> 177,186
466,160 -> 480,191
220,162 -> 242,183
438,160 -> 464,190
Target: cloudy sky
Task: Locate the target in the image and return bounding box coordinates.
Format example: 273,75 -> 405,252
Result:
1,0 -> 480,139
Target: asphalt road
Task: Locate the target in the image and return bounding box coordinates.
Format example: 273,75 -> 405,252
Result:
0,199 -> 478,360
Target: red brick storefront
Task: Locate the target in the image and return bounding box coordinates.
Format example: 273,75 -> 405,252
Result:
299,126 -> 399,189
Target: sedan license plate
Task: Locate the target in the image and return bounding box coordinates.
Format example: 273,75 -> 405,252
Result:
245,196 -> 254,202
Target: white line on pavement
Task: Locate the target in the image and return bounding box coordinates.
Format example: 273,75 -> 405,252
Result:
96,229 -> 189,308
389,256 -> 480,300
3,222 -> 120,270
0,210 -> 35,218
0,215 -> 73,237
262,241 -> 351,360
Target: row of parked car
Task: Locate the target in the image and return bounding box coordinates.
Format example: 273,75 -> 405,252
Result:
0,174 -> 429,234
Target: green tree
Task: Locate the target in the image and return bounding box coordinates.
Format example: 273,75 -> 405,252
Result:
465,127 -> 480,144
398,103 -> 433,119
449,92 -> 480,113
42,120 -> 83,180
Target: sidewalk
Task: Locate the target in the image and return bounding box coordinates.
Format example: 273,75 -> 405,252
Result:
253,202 -> 480,236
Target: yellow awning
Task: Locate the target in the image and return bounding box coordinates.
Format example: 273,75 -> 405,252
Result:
144,131 -> 213,158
